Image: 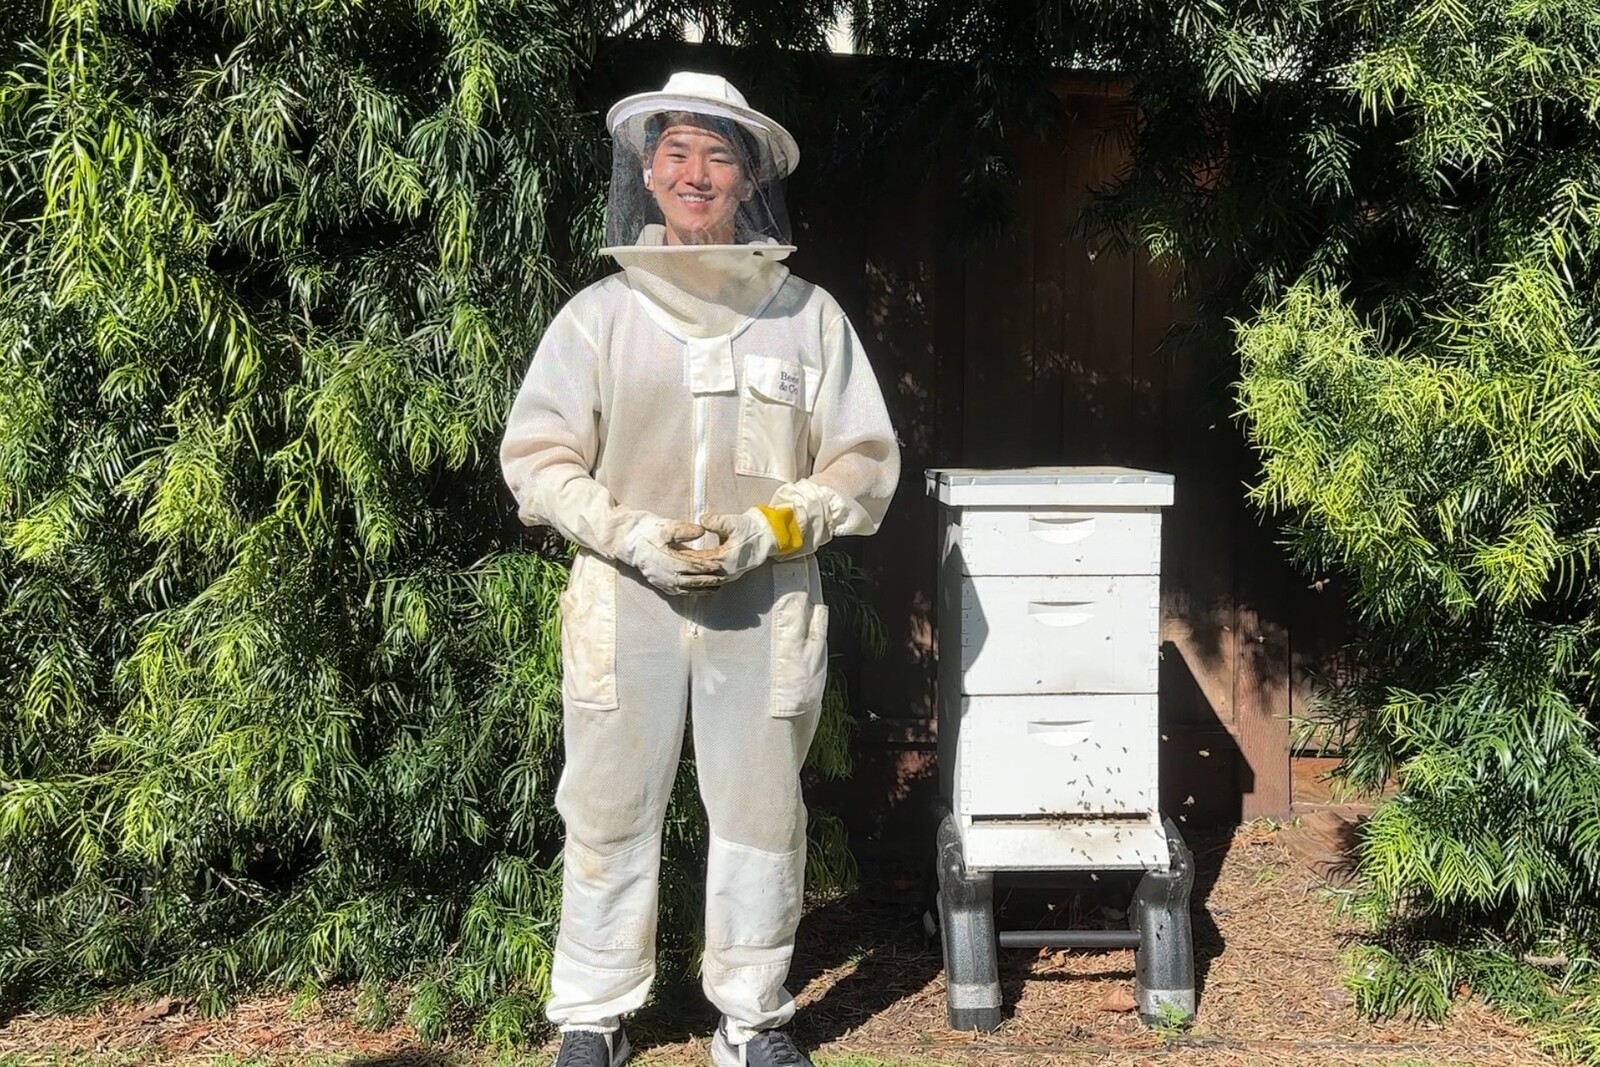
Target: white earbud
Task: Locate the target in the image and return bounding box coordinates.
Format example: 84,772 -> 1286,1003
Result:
642,167 -> 653,189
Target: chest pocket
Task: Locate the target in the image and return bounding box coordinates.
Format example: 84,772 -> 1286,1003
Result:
737,355 -> 813,482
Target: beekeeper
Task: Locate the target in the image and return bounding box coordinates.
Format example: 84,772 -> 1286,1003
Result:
500,72 -> 901,1067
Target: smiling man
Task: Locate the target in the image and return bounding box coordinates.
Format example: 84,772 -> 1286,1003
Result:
500,73 -> 900,1067
644,114 -> 757,244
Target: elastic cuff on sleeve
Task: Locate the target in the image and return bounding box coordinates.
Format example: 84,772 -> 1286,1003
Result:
754,505 -> 804,557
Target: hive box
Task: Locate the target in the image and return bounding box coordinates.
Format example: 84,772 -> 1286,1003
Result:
929,467 -> 1176,871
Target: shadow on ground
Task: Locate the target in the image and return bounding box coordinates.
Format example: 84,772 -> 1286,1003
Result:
788,884 -> 946,1047
629,827 -> 1237,1056
986,826 -> 1232,1021
624,858 -> 944,1055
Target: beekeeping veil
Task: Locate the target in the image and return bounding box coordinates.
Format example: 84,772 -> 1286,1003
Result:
603,72 -> 799,340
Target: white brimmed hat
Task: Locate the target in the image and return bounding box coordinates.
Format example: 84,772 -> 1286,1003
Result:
607,71 -> 800,179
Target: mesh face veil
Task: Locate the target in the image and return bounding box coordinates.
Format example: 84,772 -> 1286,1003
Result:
605,109 -> 792,252
602,74 -> 800,338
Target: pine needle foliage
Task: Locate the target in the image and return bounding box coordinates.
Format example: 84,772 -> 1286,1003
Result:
1226,6 -> 1600,1035
852,0 -> 1600,1053
0,0 -> 864,1039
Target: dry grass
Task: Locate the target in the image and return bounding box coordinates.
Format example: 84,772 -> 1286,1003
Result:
0,820 -> 1559,1067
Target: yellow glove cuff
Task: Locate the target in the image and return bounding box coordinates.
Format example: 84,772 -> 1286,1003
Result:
755,505 -> 805,557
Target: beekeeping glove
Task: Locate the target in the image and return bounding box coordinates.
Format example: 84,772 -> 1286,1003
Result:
696,505 -> 804,581
618,514 -> 726,595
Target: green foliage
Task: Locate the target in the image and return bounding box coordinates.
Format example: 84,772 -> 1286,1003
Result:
0,0 -> 865,1040
1128,0 -> 1600,1047
0,0 -> 593,1025
856,0 -> 1600,1052
1223,3 -> 1600,1025
1348,943 -> 1600,1063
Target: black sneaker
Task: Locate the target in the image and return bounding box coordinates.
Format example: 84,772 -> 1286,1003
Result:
711,1026 -> 813,1067
552,1027 -> 631,1067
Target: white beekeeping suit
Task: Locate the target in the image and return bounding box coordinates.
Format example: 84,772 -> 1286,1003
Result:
500,72 -> 900,1067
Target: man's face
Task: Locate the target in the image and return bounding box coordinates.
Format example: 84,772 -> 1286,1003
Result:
646,124 -> 752,245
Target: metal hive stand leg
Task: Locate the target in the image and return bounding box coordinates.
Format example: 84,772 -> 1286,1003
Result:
1131,817 -> 1197,1025
936,814 -> 1002,1031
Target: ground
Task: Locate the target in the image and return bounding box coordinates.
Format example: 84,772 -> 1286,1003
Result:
0,820 -> 1557,1067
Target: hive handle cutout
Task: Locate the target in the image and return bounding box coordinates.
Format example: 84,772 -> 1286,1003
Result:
1027,601 -> 1093,627
1026,720 -> 1092,747
1027,515 -> 1097,544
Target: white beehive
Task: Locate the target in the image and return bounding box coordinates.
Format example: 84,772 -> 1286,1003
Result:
929,467 -> 1175,872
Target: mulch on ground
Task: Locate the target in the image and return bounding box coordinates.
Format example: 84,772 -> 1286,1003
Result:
0,819 -> 1557,1066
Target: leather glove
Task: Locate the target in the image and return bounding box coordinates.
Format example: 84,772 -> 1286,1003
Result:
617,515 -> 725,595
696,505 -> 804,581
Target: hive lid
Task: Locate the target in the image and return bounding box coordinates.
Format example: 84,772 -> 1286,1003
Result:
926,466 -> 1175,508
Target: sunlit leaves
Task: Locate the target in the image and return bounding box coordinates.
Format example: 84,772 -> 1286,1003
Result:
0,0 -> 873,1038
0,0 -> 605,1034
1212,0 -> 1600,1040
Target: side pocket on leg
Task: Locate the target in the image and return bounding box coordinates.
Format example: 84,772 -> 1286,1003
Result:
769,561 -> 828,719
560,551 -> 618,711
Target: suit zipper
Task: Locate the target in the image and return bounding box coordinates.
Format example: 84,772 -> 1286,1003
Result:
689,391 -> 710,637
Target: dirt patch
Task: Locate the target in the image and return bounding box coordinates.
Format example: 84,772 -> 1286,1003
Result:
0,821 -> 1556,1066
0,990 -> 425,1063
